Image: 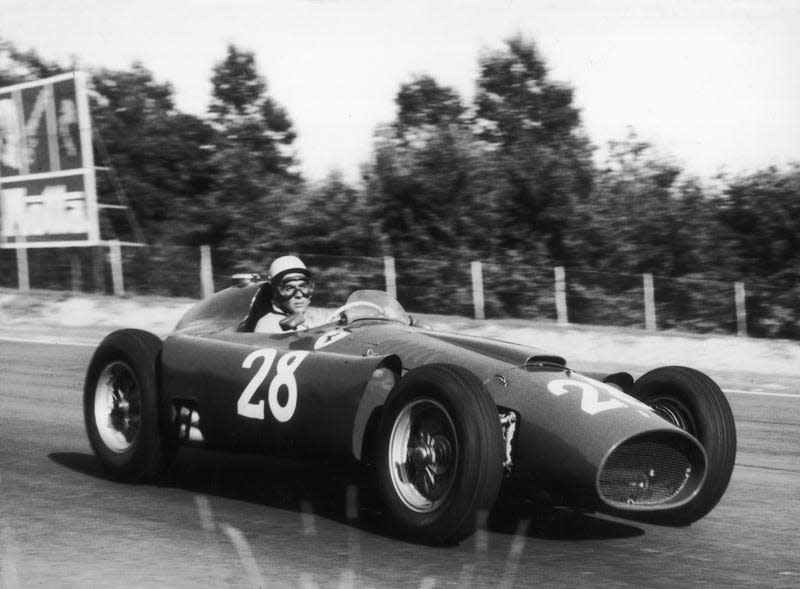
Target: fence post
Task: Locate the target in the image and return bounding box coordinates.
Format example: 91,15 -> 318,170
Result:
16,238 -> 30,292
471,260 -> 485,320
70,251 -> 83,292
643,273 -> 657,331
554,266 -> 568,325
383,256 -> 397,300
200,245 -> 214,298
109,240 -> 124,296
92,245 -> 105,293
735,281 -> 747,337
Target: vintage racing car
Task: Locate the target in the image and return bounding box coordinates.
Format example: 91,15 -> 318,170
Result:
83,279 -> 737,544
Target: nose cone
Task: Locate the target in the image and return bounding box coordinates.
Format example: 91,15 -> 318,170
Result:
598,430 -> 706,511
486,366 -> 706,511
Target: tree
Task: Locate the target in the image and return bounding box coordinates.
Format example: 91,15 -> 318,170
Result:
474,37 -> 580,147
90,63 -> 219,243
365,75 -> 495,260
284,171 -> 373,256
718,165 -> 800,280
713,165 -> 800,338
203,44 -> 303,268
394,75 -> 465,139
209,44 -> 297,176
472,36 -> 595,263
365,36 -> 596,269
567,131 -> 725,277
0,37 -> 66,87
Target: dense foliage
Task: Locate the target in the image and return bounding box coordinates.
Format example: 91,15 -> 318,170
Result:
0,36 -> 798,337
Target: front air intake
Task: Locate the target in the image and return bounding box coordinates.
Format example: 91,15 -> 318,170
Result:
598,432 -> 706,509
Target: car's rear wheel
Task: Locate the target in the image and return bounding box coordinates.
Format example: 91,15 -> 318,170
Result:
376,364 -> 504,544
632,366 -> 737,525
83,329 -> 177,482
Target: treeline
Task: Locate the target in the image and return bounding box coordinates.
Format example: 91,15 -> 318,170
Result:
1,36 -> 798,337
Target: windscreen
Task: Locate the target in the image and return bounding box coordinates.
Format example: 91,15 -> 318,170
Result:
343,290 -> 410,324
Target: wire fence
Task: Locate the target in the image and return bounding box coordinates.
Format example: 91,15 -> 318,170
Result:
1,244 -> 798,340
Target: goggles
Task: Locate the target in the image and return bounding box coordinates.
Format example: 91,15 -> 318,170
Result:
275,277 -> 314,299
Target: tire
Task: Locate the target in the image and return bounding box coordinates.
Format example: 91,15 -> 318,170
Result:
632,366 -> 737,525
83,329 -> 177,482
376,364 -> 505,544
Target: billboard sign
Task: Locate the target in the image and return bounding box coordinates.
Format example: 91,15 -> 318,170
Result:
0,72 -> 99,246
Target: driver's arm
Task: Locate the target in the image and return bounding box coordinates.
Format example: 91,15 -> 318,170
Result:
254,313 -> 282,333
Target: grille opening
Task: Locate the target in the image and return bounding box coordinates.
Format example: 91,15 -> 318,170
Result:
598,432 -> 705,508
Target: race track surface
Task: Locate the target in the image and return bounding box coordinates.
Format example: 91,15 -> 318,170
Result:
1,336 -> 798,588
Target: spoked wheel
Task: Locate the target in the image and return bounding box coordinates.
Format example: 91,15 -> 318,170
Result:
648,397 -> 697,433
93,361 -> 143,453
388,398 -> 458,513
84,329 -> 177,482
377,364 -> 504,544
632,366 -> 737,525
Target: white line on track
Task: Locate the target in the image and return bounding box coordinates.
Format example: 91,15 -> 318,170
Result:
723,388 -> 799,398
500,519 -> 530,589
221,524 -> 266,589
194,495 -> 228,589
0,335 -> 96,348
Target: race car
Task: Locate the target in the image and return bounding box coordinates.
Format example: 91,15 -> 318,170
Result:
83,278 -> 737,544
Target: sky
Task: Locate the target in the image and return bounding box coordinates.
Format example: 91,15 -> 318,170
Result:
2,0 -> 799,184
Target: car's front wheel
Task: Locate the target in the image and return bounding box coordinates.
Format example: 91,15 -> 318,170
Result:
376,364 -> 504,544
632,366 -> 737,525
83,329 -> 177,482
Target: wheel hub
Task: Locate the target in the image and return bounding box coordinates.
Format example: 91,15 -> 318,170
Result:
388,399 -> 458,513
409,433 -> 452,472
650,397 -> 696,434
94,361 -> 141,453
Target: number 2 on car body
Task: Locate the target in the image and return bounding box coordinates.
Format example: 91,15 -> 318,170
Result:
238,349 -> 309,422
547,377 -> 652,416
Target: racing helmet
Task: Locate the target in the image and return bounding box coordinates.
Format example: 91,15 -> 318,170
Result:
268,255 -> 314,302
268,255 -> 311,283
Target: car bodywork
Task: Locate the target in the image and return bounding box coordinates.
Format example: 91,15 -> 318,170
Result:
159,281 -> 711,519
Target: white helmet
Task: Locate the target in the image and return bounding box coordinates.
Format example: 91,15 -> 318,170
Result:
268,255 -> 310,283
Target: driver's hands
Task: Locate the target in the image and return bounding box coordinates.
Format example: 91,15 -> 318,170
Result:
279,313 -> 306,331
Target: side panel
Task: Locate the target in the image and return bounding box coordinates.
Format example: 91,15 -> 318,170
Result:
161,333 -> 390,460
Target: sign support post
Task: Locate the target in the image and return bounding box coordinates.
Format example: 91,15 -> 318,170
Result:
15,235 -> 29,291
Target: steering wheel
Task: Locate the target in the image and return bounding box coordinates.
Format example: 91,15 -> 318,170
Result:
327,301 -> 385,323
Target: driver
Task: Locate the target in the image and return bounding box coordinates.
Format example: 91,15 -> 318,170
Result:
254,255 -> 327,333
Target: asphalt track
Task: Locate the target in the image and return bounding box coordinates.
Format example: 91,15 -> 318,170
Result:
1,335 -> 798,588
